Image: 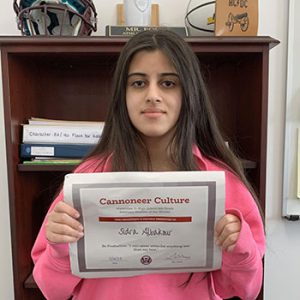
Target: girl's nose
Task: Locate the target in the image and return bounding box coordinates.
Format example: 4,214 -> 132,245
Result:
145,83 -> 162,103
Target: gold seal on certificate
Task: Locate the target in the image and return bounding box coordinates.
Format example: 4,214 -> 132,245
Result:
64,171 -> 225,278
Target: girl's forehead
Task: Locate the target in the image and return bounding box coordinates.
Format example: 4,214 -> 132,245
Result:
131,49 -> 165,61
128,49 -> 176,72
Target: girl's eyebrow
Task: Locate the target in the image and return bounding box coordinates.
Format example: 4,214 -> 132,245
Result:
127,72 -> 179,78
127,72 -> 146,78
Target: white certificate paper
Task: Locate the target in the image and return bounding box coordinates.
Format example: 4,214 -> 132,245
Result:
64,171 -> 225,278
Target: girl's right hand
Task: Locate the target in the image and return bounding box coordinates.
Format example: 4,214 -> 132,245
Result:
45,201 -> 84,244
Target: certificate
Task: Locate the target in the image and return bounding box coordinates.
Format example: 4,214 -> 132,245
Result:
64,171 -> 225,278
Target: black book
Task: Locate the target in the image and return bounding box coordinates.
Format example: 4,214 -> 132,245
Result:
106,25 -> 188,37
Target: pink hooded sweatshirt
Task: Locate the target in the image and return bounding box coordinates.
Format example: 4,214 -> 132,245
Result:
32,147 -> 265,300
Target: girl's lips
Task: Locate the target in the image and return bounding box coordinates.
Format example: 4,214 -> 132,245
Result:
142,109 -> 166,118
142,108 -> 165,113
143,112 -> 164,118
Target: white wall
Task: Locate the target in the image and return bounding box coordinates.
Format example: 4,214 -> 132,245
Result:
261,1 -> 300,299
0,1 -> 296,299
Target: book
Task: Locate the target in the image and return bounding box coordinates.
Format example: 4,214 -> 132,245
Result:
105,25 -> 188,37
20,143 -> 96,158
28,117 -> 103,126
23,158 -> 82,165
22,123 -> 104,144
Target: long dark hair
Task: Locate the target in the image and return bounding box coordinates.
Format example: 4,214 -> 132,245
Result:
84,29 -> 262,286
87,30 -> 258,205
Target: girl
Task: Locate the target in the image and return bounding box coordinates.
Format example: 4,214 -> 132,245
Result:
32,30 -> 265,300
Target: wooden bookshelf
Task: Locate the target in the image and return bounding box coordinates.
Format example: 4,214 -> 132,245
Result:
0,36 -> 278,300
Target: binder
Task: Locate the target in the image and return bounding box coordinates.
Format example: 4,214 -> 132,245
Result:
20,143 -> 96,158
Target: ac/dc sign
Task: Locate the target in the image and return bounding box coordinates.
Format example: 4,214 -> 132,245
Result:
229,0 -> 248,8
215,0 -> 258,36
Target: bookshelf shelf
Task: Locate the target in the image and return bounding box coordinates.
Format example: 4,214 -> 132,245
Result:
241,159 -> 257,169
18,163 -> 79,172
0,36 -> 278,300
17,160 -> 257,173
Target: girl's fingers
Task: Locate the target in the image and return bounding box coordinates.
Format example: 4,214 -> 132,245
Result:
45,201 -> 84,243
49,210 -> 83,232
45,221 -> 84,243
218,232 -> 240,251
215,214 -> 241,251
54,201 -> 80,219
48,222 -> 84,238
46,231 -> 83,244
216,221 -> 240,245
215,214 -> 239,235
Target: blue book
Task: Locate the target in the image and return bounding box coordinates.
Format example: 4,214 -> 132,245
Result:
20,143 -> 96,158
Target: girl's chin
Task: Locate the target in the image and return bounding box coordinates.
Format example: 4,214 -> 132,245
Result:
141,134 -> 163,140
139,131 -> 173,140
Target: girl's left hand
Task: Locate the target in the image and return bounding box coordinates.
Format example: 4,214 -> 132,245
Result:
215,214 -> 241,252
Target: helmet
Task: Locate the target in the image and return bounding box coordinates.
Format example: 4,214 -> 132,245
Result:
185,0 -> 215,36
13,0 -> 97,36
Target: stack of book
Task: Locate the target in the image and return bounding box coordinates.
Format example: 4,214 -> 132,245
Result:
20,118 -> 104,165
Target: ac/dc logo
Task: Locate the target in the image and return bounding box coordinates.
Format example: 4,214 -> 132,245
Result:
140,255 -> 152,265
229,0 -> 248,8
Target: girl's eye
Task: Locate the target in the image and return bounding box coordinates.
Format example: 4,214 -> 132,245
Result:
131,80 -> 145,88
161,80 -> 176,88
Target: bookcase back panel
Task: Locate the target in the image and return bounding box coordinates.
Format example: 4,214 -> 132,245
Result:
198,53 -> 263,163
9,169 -> 66,299
8,53 -> 118,124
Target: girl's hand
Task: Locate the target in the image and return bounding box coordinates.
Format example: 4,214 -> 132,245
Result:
45,201 -> 84,243
215,214 -> 241,252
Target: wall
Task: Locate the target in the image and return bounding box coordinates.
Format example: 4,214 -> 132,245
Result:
0,1 -> 296,299
262,1 -> 300,299
282,0 -> 300,216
